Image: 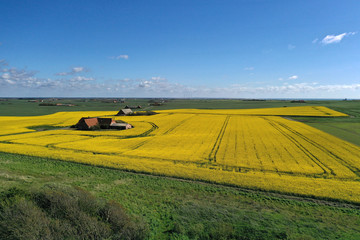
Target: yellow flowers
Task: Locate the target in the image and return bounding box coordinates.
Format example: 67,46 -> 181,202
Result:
0,106 -> 359,203
158,106 -> 349,117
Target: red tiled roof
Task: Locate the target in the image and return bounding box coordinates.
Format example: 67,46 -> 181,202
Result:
84,118 -> 99,128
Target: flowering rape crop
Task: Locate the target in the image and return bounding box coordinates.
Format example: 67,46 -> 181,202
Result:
0,106 -> 359,203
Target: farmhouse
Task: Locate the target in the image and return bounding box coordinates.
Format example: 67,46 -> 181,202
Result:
116,109 -> 133,116
125,105 -> 142,109
75,117 -> 114,130
110,122 -> 133,130
75,117 -> 133,130
149,102 -> 163,106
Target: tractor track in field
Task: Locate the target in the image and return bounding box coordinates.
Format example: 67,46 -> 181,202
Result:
162,115 -> 196,135
0,140 -> 333,178
267,119 -> 333,177
208,115 -> 230,163
275,120 -> 360,177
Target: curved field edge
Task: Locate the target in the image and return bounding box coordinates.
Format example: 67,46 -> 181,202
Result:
0,143 -> 359,205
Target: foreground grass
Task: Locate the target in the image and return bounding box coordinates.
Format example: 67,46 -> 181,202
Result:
1,152 -> 360,239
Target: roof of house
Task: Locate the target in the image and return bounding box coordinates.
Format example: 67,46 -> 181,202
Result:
97,118 -> 113,125
110,122 -> 131,127
77,117 -> 115,129
83,118 -> 99,128
116,109 -> 133,115
76,117 -> 133,130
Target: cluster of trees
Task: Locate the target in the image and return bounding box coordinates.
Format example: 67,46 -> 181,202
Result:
39,103 -> 57,106
129,110 -> 157,116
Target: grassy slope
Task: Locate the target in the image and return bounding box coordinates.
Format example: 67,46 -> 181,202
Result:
1,152 -> 360,240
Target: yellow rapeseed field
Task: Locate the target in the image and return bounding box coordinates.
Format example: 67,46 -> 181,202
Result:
0,106 -> 359,203
158,106 -> 348,116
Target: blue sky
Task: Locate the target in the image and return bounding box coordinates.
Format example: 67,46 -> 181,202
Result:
1,0 -> 360,98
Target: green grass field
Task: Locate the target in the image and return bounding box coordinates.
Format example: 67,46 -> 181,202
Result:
1,152 -> 360,239
1,98 -> 360,239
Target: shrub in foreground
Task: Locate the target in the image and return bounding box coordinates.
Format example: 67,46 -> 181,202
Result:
0,185 -> 148,240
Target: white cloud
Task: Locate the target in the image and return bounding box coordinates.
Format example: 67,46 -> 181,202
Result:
5,79 -> 16,84
288,75 -> 298,80
70,76 -> 95,82
72,67 -> 85,73
288,44 -> 295,50
219,82 -> 360,98
138,77 -> 168,89
138,80 -> 152,88
1,60 -> 360,98
244,67 -> 254,71
321,32 -> 356,45
312,38 -> 318,44
151,76 -> 166,82
322,33 -> 346,44
56,66 -> 86,76
109,55 -> 129,60
0,61 -> 39,88
2,73 -> 10,79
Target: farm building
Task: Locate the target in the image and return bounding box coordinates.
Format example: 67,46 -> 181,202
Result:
116,109 -> 133,116
75,117 -> 115,130
149,102 -> 163,106
125,105 -> 142,109
110,122 -> 133,130
75,117 -> 132,130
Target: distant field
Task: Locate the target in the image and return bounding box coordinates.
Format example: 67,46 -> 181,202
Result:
1,106 -> 359,203
0,98 -> 355,116
1,98 -> 359,146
